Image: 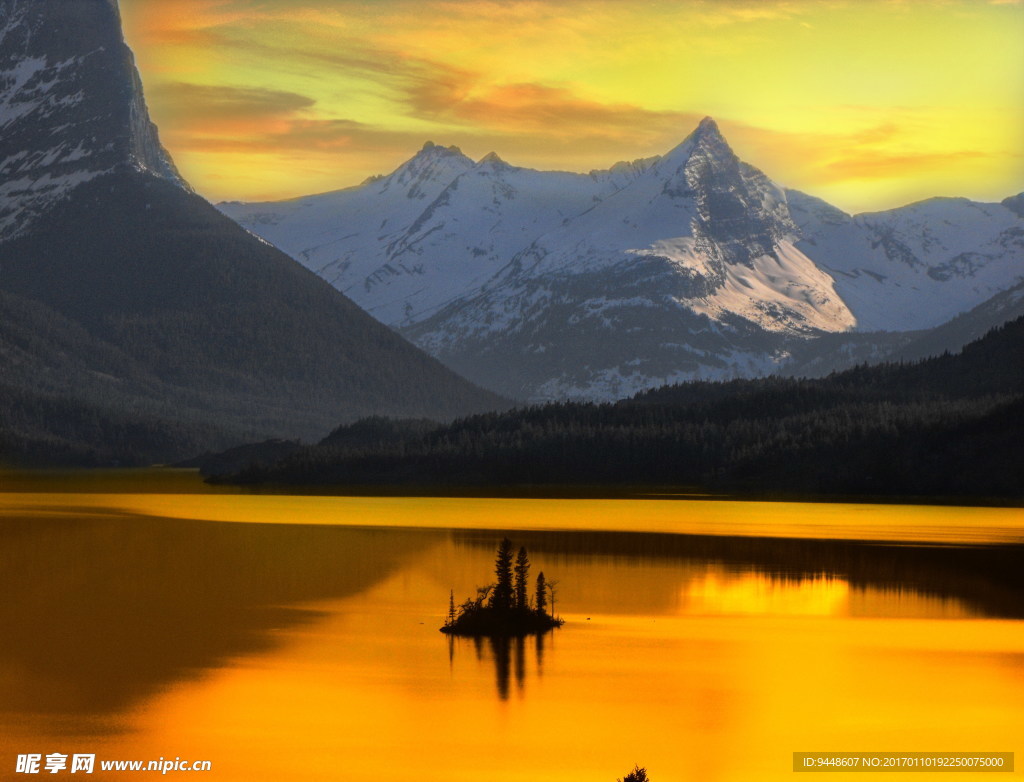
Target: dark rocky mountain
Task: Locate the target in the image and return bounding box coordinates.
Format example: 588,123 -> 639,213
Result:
0,0 -> 506,465
0,0 -> 184,240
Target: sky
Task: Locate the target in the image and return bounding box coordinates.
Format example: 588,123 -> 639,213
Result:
118,0 -> 1024,213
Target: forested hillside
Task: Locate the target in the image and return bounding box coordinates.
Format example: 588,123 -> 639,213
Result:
0,174 -> 508,466
219,317 -> 1024,501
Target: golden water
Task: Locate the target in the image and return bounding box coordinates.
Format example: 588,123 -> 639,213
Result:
0,471 -> 1021,781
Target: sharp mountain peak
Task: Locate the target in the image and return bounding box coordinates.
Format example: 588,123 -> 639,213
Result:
220,109 -> 1024,403
477,151 -> 510,168
418,140 -> 466,158
695,115 -> 723,136
659,115 -> 736,165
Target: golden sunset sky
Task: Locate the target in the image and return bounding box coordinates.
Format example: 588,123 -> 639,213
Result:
118,0 -> 1023,213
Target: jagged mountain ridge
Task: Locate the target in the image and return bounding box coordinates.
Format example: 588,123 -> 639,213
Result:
787,190 -> 1024,331
223,142 -> 657,328
401,119 -> 857,399
0,0 -> 506,464
0,0 -> 185,241
222,119 -> 1023,401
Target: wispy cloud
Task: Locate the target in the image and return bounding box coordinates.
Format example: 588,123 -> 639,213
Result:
172,118 -> 436,155
820,149 -> 989,181
720,115 -> 998,187
120,0 -> 1024,208
404,77 -> 701,144
151,83 -> 316,121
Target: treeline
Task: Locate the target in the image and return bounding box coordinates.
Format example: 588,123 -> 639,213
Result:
218,316 -> 1024,501
0,380 -> 247,467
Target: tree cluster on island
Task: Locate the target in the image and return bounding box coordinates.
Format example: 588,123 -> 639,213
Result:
442,538 -> 564,637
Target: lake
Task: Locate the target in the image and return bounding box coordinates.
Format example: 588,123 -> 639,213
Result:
0,470 -> 1021,781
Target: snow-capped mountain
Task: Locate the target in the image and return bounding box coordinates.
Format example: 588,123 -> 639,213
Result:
222,141 -> 477,324
788,190 -> 1024,331
0,0 -> 186,242
403,119 -> 859,398
221,143 -> 657,327
781,276 -> 1024,378
222,119 -> 1023,401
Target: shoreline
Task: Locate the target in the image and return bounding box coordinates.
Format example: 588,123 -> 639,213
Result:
2,466 -> 1021,509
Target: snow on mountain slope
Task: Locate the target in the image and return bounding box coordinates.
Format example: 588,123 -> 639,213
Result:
0,0 -> 185,242
220,116 -> 1023,402
220,145 -> 654,326
485,118 -> 853,336
587,154 -> 661,193
372,153 -> 614,325
400,119 -> 855,399
219,142 -> 476,317
788,190 -> 1024,331
781,278 -> 1024,378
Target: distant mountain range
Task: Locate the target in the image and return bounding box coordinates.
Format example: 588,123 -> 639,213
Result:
0,0 -> 504,465
222,121 -> 1024,401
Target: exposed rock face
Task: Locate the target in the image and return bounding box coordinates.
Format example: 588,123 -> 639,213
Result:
0,0 -> 185,241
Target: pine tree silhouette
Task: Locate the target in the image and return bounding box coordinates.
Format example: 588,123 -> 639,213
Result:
514,546 -> 530,609
535,572 -> 548,615
617,765 -> 649,782
442,540 -> 563,637
489,537 -> 515,612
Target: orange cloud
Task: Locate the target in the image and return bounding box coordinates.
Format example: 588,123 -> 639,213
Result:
172,119 -> 434,155
405,77 -> 701,144
121,0 -> 256,41
821,150 -> 990,181
119,0 -> 1024,210
151,83 -> 316,122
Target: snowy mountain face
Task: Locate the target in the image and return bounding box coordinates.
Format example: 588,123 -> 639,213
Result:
221,143 -> 635,327
224,119 -> 860,399
222,119 -> 1023,402
402,119 -> 862,399
0,0 -> 185,242
221,143 -> 478,324
788,191 -> 1024,331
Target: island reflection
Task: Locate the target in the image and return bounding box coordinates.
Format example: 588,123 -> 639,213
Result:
447,633 -> 550,701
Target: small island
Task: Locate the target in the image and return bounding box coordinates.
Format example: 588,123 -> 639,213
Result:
442,538 -> 564,637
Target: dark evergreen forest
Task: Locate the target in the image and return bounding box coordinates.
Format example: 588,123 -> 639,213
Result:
219,316 -> 1024,501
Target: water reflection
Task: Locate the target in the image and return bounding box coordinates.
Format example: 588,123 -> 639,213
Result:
451,529 -> 1024,620
452,632 -> 550,700
0,511 -> 438,721
0,491 -> 1021,782
2,513 -> 1019,726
